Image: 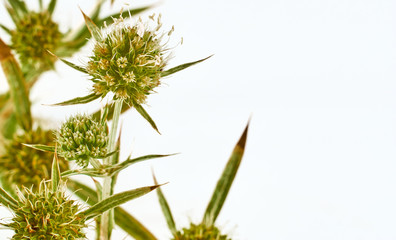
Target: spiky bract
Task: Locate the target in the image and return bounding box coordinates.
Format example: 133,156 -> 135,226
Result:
173,223 -> 231,240
87,15 -> 169,105
10,11 -> 61,69
56,114 -> 108,167
0,128 -> 68,191
5,182 -> 87,239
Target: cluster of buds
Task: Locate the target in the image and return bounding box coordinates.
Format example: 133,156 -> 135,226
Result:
55,114 -> 108,167
10,11 -> 61,69
174,223 -> 230,240
4,182 -> 87,239
0,128 -> 68,190
87,14 -> 170,105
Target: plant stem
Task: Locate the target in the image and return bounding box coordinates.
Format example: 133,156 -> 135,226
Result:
100,99 -> 123,240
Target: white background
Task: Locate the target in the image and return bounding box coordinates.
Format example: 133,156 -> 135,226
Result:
1,0 -> 396,239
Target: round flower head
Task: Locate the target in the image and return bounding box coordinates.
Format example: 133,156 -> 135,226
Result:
10,11 -> 61,69
174,223 -> 231,240
4,182 -> 87,239
56,114 -> 108,167
0,128 -> 69,191
87,14 -> 170,105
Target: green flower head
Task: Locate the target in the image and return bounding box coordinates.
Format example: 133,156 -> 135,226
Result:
4,182 -> 87,239
174,223 -> 231,240
56,114 -> 108,167
10,10 -> 61,69
86,14 -> 171,105
0,128 -> 69,190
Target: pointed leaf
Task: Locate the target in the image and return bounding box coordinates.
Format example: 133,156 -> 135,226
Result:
22,144 -> 55,152
51,153 -> 61,192
0,24 -> 11,35
153,172 -> 177,236
51,93 -> 101,106
82,184 -> 161,219
56,55 -> 88,74
161,55 -> 213,77
7,0 -> 27,19
5,4 -> 19,23
134,103 -> 160,134
0,187 -> 18,210
47,0 -> 57,14
61,168 -> 107,178
81,9 -> 102,42
110,154 -> 174,176
67,180 -> 157,240
92,178 -> 103,201
202,122 -> 249,225
0,38 -> 32,130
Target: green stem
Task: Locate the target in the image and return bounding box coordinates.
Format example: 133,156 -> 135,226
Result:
100,99 -> 123,240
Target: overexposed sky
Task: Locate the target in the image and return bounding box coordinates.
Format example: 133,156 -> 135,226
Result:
1,0 -> 396,239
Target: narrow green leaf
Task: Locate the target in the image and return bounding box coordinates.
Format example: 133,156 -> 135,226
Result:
0,186 -> 18,210
22,144 -> 55,152
152,172 -> 177,236
2,113 -> 18,139
51,93 -> 100,106
67,180 -> 157,240
7,0 -> 27,19
47,0 -> 57,15
80,9 -> 102,42
134,103 -> 160,134
55,55 -> 88,74
0,38 -> 32,130
109,154 -> 174,176
61,168 -> 107,178
0,24 -> 11,35
161,55 -> 213,77
202,122 -> 249,225
82,185 -> 161,219
92,178 -> 103,202
5,4 -> 19,23
51,152 -> 61,192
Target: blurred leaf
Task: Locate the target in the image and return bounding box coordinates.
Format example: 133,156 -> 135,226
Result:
5,4 -> 19,23
51,153 -> 61,192
134,103 -> 160,134
153,172 -> 177,236
0,24 -> 11,35
67,180 -> 157,240
51,93 -> 100,106
47,0 -> 56,14
7,0 -> 27,19
0,186 -> 18,211
0,38 -> 32,130
2,112 -> 17,139
161,55 -> 213,77
22,143 -> 55,152
202,122 -> 249,225
82,185 -> 161,219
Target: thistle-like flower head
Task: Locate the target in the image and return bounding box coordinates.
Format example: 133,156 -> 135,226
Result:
10,10 -> 61,69
87,14 -> 170,105
0,128 -> 68,190
4,182 -> 87,239
174,223 -> 231,240
56,114 -> 108,167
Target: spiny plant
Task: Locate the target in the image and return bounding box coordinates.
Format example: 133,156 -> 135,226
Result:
0,153 -> 161,239
153,124 -> 249,240
0,1 -> 250,239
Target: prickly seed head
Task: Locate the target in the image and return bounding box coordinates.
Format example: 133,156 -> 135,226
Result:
56,114 -> 108,167
10,11 -> 61,69
173,223 -> 231,240
0,128 -> 69,191
87,15 -> 171,105
4,182 -> 87,239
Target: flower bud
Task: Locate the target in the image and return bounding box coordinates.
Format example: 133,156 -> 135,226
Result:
174,223 -> 231,240
87,15 -> 170,105
0,128 -> 68,190
56,114 -> 108,167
